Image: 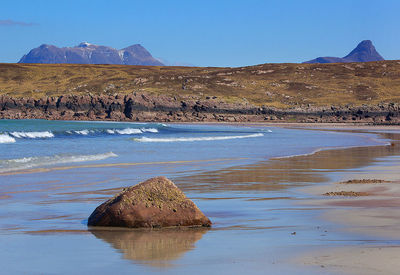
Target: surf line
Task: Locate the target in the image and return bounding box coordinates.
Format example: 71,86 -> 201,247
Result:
0,157 -> 250,176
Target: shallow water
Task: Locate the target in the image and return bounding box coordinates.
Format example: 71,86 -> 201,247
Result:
0,120 -> 396,274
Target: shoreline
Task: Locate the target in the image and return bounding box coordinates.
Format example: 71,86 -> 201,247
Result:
1,121 -> 394,177
5,117 -> 400,128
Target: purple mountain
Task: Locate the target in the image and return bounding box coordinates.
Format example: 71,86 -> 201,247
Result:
304,40 -> 384,64
18,42 -> 164,66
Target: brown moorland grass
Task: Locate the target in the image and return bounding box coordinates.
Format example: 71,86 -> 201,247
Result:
1,61 -> 400,108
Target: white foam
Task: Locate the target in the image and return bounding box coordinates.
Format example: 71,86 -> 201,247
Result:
9,131 -> 54,139
141,128 -> 158,133
0,152 -> 118,173
74,129 -> 90,135
133,133 -> 264,142
114,128 -> 142,135
0,134 -> 16,143
106,129 -> 115,134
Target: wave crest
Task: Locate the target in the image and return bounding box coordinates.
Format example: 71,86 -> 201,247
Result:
9,131 -> 54,139
133,133 -> 264,142
4,127 -> 160,139
106,128 -> 158,135
0,134 -> 16,143
0,152 -> 118,173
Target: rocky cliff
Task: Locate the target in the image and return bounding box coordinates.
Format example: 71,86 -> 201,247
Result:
1,93 -> 399,124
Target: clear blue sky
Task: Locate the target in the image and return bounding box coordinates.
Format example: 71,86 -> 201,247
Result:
1,0 -> 398,67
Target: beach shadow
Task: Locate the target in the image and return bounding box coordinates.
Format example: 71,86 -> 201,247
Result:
89,227 -> 208,267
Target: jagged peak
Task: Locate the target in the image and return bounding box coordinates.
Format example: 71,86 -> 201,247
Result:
304,40 -> 384,64
122,44 -> 145,51
357,40 -> 373,47
77,42 -> 96,48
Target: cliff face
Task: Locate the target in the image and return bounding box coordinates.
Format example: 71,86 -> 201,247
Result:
1,93 -> 399,124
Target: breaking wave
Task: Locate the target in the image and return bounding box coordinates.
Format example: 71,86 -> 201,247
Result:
105,128 -> 158,135
3,127 -> 160,141
133,133 -> 264,142
0,134 -> 16,143
9,131 -> 55,139
106,128 -> 142,135
106,128 -> 158,135
71,129 -> 93,135
0,152 -> 118,173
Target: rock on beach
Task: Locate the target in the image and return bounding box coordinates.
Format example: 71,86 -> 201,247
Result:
87,177 -> 211,228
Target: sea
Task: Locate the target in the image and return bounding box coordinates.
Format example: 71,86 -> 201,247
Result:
0,119 -> 395,274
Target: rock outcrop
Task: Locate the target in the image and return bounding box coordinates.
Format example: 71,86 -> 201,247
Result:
87,177 -> 212,228
1,93 -> 400,124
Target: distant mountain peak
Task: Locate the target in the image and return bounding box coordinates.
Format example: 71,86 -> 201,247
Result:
39,44 -> 55,48
77,42 -> 95,48
343,40 -> 384,62
19,43 -> 164,66
304,40 -> 384,64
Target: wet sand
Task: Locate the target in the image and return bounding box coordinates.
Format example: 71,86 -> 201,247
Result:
175,127 -> 400,274
301,246 -> 400,275
294,131 -> 400,274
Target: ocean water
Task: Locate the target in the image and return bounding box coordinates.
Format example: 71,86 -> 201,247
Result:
0,120 -> 392,274
0,120 -> 383,174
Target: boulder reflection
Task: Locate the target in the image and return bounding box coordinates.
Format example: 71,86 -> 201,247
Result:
90,228 -> 208,267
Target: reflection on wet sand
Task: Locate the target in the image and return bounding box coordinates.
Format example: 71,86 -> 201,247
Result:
90,228 -> 208,267
0,158 -> 248,176
175,133 -> 400,192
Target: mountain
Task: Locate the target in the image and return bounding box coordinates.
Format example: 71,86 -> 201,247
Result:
18,42 -> 164,66
304,40 -> 384,64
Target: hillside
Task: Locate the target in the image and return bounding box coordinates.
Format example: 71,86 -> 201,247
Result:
1,61 -> 400,123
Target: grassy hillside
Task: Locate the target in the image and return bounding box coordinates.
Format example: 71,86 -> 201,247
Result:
1,61 -> 400,108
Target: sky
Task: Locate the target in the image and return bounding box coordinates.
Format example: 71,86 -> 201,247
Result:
0,0 -> 399,67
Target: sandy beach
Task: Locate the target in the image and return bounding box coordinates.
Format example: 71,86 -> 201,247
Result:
170,124 -> 400,274
1,122 -> 400,274
293,128 -> 400,274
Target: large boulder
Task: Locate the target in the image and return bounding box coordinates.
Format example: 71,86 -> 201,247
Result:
87,177 -> 211,228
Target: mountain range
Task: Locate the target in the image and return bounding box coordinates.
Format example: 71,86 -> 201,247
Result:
18,42 -> 164,66
304,40 -> 384,63
18,40 -> 385,66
